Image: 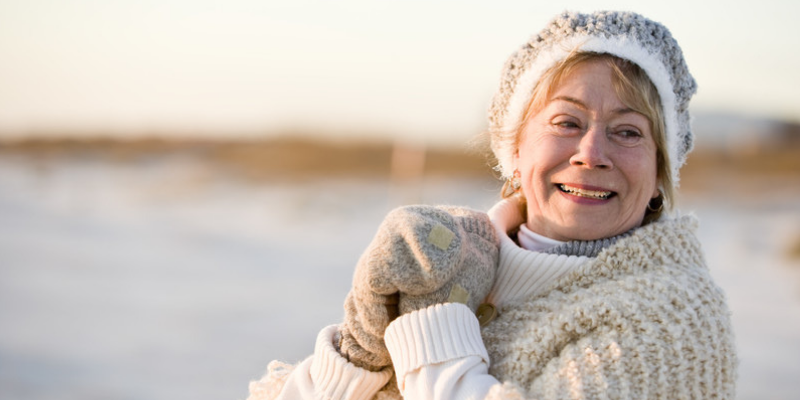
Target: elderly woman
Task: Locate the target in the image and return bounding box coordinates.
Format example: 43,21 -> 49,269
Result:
249,10 -> 737,400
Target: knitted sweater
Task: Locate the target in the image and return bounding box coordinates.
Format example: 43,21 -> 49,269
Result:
481,210 -> 737,398
248,201 -> 737,399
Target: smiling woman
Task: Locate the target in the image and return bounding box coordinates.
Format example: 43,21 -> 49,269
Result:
513,55 -> 662,241
248,10 -> 737,400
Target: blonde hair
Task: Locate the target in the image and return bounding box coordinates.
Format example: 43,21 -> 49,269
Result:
502,52 -> 672,223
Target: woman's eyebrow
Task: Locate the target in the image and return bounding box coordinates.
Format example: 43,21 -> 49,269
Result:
551,96 -> 639,115
613,107 -> 640,116
551,96 -> 587,109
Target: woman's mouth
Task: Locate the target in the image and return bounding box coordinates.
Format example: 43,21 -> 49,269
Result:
557,184 -> 615,200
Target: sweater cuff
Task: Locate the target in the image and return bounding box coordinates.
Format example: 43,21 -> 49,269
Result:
384,303 -> 490,388
310,325 -> 394,400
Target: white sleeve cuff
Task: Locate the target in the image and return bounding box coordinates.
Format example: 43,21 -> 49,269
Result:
310,325 -> 394,400
384,303 -> 490,389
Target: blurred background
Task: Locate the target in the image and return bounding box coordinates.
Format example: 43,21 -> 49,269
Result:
1,1 -> 799,399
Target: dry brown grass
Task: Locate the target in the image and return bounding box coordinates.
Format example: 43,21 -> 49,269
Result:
679,146 -> 800,198
787,236 -> 800,261
0,136 -> 496,181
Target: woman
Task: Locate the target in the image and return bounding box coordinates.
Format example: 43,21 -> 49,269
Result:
249,10 -> 737,399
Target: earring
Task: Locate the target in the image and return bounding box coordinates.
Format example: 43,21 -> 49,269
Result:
647,192 -> 664,213
502,170 -> 522,198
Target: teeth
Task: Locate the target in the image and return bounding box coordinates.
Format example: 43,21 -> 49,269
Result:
559,184 -> 612,200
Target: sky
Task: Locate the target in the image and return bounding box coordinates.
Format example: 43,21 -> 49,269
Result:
0,0 -> 798,144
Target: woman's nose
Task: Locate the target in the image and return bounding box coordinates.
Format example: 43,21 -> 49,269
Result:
569,126 -> 613,169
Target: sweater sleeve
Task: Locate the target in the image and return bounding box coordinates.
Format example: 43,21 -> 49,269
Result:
384,303 -> 501,400
247,325 -> 394,400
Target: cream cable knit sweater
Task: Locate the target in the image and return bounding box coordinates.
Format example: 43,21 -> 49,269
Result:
248,200 -> 737,399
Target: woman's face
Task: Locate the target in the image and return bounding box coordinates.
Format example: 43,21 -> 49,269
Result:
516,59 -> 659,242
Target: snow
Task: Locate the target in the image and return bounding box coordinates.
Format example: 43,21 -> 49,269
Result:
0,156 -> 797,399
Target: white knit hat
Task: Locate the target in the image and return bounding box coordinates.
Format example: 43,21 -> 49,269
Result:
488,11 -> 696,186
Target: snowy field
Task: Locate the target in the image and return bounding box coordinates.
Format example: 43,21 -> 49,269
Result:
0,155 -> 798,400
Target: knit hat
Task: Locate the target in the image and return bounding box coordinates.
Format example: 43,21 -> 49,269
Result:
488,10 -> 696,186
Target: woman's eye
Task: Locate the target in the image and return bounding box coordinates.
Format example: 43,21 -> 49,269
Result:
553,120 -> 579,129
611,128 -> 645,145
549,119 -> 583,137
618,129 -> 642,138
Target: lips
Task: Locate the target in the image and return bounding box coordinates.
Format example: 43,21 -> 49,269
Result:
557,183 -> 615,200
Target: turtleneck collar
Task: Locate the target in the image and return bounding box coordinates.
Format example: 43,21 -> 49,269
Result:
488,197 -> 634,258
484,197 -> 639,309
518,223 -> 565,252
485,198 -> 588,308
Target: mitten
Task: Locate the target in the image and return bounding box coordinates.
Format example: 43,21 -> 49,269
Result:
339,205 -> 499,372
338,287 -> 397,371
390,206 -> 499,315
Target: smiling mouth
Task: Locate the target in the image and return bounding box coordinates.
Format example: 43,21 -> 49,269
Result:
557,184 -> 615,200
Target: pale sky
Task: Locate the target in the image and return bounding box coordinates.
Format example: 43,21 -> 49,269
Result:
1,0 -> 798,144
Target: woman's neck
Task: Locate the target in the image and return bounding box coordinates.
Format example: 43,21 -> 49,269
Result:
489,197 -> 633,258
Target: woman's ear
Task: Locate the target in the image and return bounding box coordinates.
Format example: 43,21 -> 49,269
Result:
652,182 -> 662,199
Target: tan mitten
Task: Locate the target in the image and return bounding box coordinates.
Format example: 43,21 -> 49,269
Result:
390,206 -> 499,315
339,205 -> 499,371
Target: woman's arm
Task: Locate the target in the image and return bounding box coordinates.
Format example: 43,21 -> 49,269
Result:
247,325 -> 393,400
248,204 -> 500,400
385,303 -> 501,400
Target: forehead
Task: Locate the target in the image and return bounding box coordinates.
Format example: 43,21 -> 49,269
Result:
544,61 -> 630,112
550,60 -> 615,98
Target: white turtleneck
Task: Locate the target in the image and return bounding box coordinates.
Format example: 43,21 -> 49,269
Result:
484,198 -> 589,309
517,223 -> 565,252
